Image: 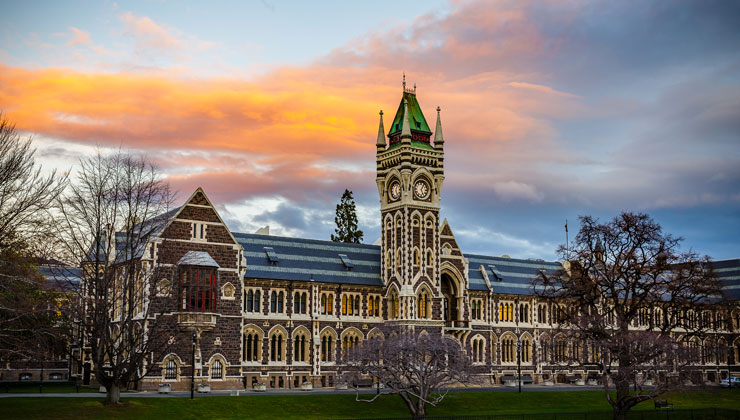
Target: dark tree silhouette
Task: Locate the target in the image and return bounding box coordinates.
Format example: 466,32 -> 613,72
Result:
0,113 -> 68,362
536,212 -> 723,420
56,151 -> 174,404
331,189 -> 363,244
343,327 -> 475,419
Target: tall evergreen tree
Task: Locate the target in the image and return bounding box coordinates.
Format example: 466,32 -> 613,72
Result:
331,189 -> 363,244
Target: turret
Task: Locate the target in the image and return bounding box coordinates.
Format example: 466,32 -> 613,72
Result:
376,110 -> 386,153
434,106 -> 444,150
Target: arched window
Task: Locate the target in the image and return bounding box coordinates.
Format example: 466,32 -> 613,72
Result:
396,249 -> 402,269
572,340 -> 582,361
243,328 -> 264,362
414,248 -> 420,267
718,339 -> 728,364
521,337 -> 532,363
293,332 -> 308,363
294,292 -> 301,314
388,291 -> 399,319
554,337 -> 567,363
501,335 -> 516,363
354,296 -> 360,316
342,331 -> 362,358
270,291 -> 277,313
211,359 -> 223,379
164,359 -> 178,380
270,331 -> 285,362
321,331 -> 335,362
541,338 -> 551,362
300,293 -> 307,314
278,291 -> 284,312
471,337 -> 485,363
417,291 -> 430,319
342,295 -> 348,315
321,294 -> 327,314
427,249 -> 434,267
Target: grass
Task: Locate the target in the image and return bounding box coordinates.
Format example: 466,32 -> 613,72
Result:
0,389 -> 737,420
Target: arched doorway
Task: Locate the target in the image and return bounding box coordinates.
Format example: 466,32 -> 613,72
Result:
441,272 -> 459,322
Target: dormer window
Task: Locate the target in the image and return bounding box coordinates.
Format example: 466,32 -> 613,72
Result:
339,254 -> 353,271
264,247 -> 279,265
489,265 -> 503,281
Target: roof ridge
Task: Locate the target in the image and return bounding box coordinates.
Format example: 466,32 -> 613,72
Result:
232,232 -> 380,249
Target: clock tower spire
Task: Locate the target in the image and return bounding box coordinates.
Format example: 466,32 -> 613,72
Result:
376,77 -> 445,325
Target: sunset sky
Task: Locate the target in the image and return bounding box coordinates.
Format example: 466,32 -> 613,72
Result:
2,0 -> 739,261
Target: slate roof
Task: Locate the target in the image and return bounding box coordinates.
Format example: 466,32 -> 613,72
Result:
466,254 -> 562,295
178,251 -> 220,268
83,206 -> 180,264
234,233 -> 382,286
712,258 -> 740,301
38,265 -> 82,292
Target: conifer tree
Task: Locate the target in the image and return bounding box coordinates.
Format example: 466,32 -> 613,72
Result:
331,189 -> 363,244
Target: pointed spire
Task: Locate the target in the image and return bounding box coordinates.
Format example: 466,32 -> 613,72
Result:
434,106 -> 444,148
376,110 -> 386,151
401,98 -> 412,143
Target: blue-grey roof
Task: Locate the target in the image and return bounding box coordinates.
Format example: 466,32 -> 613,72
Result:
178,251 -> 220,268
234,233 -> 382,286
466,254 -> 562,295
712,259 -> 740,301
38,265 -> 82,291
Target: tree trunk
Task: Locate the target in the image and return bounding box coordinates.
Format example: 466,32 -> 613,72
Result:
105,383 -> 121,405
415,400 -> 426,420
612,408 -> 627,420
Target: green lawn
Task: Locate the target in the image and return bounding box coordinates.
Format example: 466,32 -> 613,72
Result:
0,389 -> 737,420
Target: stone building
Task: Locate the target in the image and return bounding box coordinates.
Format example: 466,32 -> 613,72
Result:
80,83 -> 740,391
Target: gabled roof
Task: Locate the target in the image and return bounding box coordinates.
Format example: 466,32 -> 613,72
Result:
388,91 -> 432,136
466,253 -> 562,295
234,233 -> 382,286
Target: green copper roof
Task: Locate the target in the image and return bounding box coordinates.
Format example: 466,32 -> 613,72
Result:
387,140 -> 435,151
388,91 -> 432,136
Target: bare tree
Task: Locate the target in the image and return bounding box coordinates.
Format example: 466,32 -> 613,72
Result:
536,212 -> 722,420
0,113 -> 68,362
343,327 -> 475,419
0,113 -> 67,251
56,151 -> 174,404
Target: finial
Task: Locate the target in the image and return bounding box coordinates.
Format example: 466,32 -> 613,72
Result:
401,98 -> 411,142
434,106 -> 444,147
376,109 -> 386,150
413,83 -> 416,93
402,72 -> 406,90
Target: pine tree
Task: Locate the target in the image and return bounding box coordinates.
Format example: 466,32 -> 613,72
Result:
331,189 -> 363,244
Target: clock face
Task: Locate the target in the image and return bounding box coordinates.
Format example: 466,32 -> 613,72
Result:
414,180 -> 430,199
389,181 -> 401,200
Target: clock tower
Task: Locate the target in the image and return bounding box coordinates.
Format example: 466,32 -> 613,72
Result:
376,77 -> 446,326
